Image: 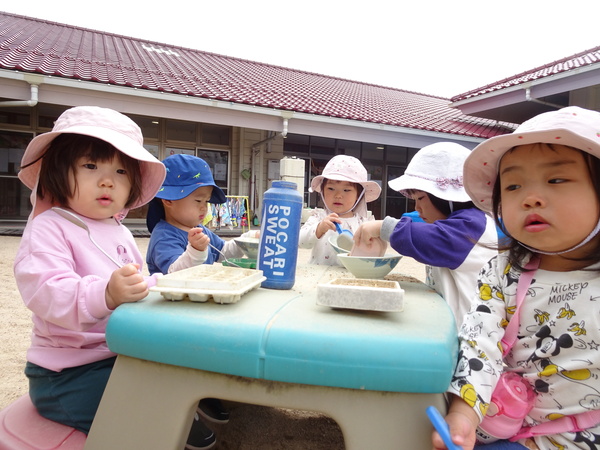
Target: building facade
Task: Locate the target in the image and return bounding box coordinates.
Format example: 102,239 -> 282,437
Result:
7,13 -> 598,226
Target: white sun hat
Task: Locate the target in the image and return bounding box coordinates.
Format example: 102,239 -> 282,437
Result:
388,142 -> 472,202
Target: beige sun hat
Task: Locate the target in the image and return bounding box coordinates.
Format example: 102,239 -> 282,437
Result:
388,142 -> 472,202
463,106 -> 600,213
19,106 -> 166,216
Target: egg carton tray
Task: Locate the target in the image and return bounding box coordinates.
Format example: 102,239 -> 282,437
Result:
317,277 -> 404,312
150,265 -> 266,304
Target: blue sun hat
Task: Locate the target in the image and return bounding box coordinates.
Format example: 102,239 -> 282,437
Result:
147,153 -> 226,232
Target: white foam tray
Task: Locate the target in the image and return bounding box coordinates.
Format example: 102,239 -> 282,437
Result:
150,265 -> 266,304
317,278 -> 404,312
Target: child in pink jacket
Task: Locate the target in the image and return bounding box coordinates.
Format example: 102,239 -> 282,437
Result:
14,106 -> 165,434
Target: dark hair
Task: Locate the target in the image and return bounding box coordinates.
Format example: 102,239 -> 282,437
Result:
403,189 -> 475,217
491,144 -> 600,270
322,178 -> 364,197
35,134 -> 142,208
428,193 -> 475,216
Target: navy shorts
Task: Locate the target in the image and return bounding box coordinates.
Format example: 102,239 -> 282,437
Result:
25,356 -> 116,434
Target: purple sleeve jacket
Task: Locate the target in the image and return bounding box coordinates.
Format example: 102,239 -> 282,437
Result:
382,208 -> 498,327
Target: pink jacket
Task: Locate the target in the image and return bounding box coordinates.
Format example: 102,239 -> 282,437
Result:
14,209 -> 159,372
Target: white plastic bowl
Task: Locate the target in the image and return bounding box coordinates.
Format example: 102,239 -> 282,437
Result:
233,237 -> 260,259
337,253 -> 403,279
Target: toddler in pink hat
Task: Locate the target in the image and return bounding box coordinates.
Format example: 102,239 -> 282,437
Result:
299,155 -> 381,265
436,107 -> 600,450
13,106 -> 165,435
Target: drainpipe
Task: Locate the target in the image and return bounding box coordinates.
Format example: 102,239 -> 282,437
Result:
0,82 -> 39,107
250,115 -> 291,153
282,117 -> 289,138
252,131 -> 279,153
525,87 -> 564,109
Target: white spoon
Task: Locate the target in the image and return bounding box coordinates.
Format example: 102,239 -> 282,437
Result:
51,207 -> 123,268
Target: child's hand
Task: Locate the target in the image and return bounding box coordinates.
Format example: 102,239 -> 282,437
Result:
105,264 -> 149,310
353,220 -> 383,247
432,397 -> 478,450
241,230 -> 260,239
189,227 -> 209,252
316,213 -> 340,239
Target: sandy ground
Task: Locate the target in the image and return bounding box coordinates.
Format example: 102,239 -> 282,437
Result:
0,235 -> 426,449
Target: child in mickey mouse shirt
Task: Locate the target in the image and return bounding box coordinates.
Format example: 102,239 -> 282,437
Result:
435,107 -> 600,450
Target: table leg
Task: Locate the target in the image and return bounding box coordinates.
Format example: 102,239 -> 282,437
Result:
85,356 -> 197,449
85,355 -> 445,450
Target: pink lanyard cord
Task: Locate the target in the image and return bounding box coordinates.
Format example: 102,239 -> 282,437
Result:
500,256 -> 540,356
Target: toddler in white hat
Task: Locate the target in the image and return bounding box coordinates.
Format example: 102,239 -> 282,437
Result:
354,142 -> 498,325
299,154 -> 381,265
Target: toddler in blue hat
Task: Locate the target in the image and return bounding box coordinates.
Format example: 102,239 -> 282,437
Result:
146,153 -> 253,274
146,153 -> 254,449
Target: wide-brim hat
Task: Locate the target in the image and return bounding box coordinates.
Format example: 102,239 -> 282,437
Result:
147,153 -> 226,232
464,106 -> 600,213
388,142 -> 472,202
154,154 -> 226,203
19,106 -> 165,210
309,154 -> 381,202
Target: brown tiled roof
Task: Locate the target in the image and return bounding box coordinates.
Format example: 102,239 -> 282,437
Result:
451,46 -> 600,102
0,11 -> 514,138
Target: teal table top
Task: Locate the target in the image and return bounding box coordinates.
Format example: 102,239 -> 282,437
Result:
106,265 -> 458,393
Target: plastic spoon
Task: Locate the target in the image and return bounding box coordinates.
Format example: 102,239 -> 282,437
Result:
208,243 -> 243,268
426,406 -> 463,450
51,207 -> 123,268
334,222 -> 354,252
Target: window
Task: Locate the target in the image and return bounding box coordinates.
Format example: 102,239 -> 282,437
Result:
196,148 -> 229,195
0,130 -> 33,218
386,165 -> 413,219
166,119 -> 196,142
37,105 -> 67,129
143,144 -> 160,159
0,105 -> 31,127
166,147 -> 195,156
337,140 -> 360,158
201,124 -> 231,146
131,115 -> 160,140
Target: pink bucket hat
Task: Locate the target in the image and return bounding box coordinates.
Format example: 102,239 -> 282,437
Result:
463,106 -> 600,213
19,106 -> 166,212
309,155 -> 381,202
309,155 -> 381,218
388,142 -> 472,202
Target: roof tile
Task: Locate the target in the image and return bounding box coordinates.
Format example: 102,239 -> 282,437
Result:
451,46 -> 600,102
0,11 -> 514,138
